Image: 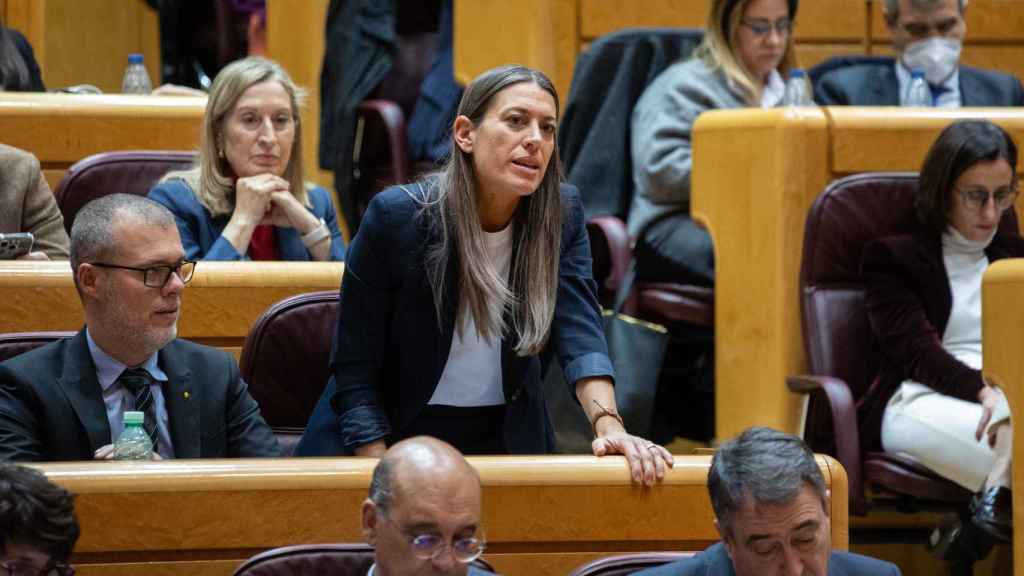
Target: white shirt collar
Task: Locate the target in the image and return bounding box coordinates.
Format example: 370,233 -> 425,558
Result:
760,69 -> 786,108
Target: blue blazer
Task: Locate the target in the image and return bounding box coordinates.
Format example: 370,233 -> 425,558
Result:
148,179 -> 346,261
814,62 -> 1024,107
634,542 -> 901,575
295,183 -> 614,455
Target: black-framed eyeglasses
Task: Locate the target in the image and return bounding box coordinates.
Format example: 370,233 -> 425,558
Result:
380,513 -> 486,563
956,186 -> 1019,213
741,17 -> 792,38
0,560 -> 75,576
89,260 -> 196,288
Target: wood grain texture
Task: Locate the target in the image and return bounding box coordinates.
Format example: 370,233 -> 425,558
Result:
0,261 -> 343,351
981,259 -> 1024,576
34,455 -> 846,575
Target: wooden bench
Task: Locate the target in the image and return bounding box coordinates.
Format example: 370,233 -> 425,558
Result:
690,107 -> 1024,441
981,259 -> 1024,575
454,0 -> 1024,103
0,92 -> 205,191
0,261 -> 343,359
35,454 -> 848,576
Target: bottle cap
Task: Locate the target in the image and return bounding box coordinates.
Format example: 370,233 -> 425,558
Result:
128,53 -> 144,64
789,68 -> 805,78
910,68 -> 925,79
123,411 -> 145,425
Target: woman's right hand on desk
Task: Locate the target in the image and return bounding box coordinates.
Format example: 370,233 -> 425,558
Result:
234,174 -> 288,224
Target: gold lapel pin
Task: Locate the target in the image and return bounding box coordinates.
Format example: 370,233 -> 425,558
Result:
183,391 -> 191,399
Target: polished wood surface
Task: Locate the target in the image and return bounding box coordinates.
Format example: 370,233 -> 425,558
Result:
4,0 -> 160,93
693,107 -> 1024,441
981,259 -> 1024,575
35,454 -> 846,575
455,0 -> 1023,105
0,261 -> 343,359
0,92 -> 205,190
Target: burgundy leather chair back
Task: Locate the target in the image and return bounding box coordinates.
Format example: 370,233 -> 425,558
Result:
232,543 -> 495,576
54,151 -> 196,235
800,172 -> 1019,452
0,332 -> 74,363
568,552 -> 694,576
239,291 -> 339,455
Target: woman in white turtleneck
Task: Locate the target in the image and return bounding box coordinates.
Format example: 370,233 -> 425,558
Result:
861,120 -> 1024,557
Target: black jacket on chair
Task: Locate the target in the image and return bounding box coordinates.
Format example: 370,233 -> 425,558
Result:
558,27 -> 704,221
295,183 -> 614,456
0,331 -> 280,461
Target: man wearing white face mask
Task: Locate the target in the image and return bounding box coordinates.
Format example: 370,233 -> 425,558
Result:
814,0 -> 1024,107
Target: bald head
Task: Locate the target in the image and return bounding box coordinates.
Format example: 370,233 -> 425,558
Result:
369,437 -> 479,514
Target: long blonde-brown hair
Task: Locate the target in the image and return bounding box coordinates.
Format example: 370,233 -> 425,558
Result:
694,0 -> 799,104
414,65 -> 563,357
162,57 -> 308,217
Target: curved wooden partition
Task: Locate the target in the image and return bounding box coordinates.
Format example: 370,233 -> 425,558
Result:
0,92 -> 205,189
981,259 -> 1024,575
36,454 -> 847,576
0,261 -> 343,358
691,107 -> 1024,441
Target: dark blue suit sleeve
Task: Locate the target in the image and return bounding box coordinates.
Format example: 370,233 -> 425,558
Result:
328,193 -> 395,450
310,186 -> 347,261
148,180 -> 246,261
550,186 -> 614,390
0,363 -> 44,461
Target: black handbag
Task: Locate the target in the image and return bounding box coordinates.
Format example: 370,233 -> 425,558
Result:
542,261 -> 670,453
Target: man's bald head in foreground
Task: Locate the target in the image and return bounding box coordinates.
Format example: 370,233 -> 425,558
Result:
362,437 -> 486,576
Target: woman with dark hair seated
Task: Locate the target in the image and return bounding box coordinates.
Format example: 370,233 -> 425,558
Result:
0,22 -> 43,91
296,64 -> 673,486
861,119 -> 1022,560
0,463 -> 79,576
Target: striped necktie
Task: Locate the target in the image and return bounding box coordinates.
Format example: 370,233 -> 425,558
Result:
118,367 -> 159,449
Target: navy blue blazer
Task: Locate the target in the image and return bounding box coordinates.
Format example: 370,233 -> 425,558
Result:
0,331 -> 280,461
295,183 -> 614,455
634,542 -> 901,575
148,179 -> 346,261
814,62 -> 1024,107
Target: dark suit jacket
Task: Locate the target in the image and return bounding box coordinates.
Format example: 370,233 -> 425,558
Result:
814,62 -> 1024,107
295,183 -> 614,456
0,331 -> 280,461
4,27 -> 44,91
634,542 -> 901,575
858,229 -> 1024,452
0,143 -> 69,259
148,179 -> 346,262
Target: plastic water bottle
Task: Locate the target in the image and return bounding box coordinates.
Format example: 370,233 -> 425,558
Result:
121,53 -> 152,95
114,411 -> 154,460
904,69 -> 932,107
782,68 -> 813,107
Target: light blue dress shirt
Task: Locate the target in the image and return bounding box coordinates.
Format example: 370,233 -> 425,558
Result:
895,62 -> 961,108
86,329 -> 174,458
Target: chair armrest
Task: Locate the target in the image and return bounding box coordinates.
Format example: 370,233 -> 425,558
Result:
356,99 -> 409,185
585,215 -> 631,294
787,374 -> 868,515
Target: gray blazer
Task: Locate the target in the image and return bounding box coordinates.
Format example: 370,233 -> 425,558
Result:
634,542 -> 901,575
814,63 -> 1024,107
0,143 -> 69,259
628,58 -> 746,237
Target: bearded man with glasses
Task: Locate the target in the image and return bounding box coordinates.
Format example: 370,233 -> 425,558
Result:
361,437 -> 495,576
0,194 -> 279,461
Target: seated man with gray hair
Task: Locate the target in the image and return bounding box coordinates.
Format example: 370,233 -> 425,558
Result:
0,193 -> 279,461
361,436 -> 495,576
636,427 -> 900,576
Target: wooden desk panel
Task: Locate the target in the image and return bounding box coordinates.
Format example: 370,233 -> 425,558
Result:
981,259 -> 1024,575
0,261 -> 343,358
37,455 -> 847,576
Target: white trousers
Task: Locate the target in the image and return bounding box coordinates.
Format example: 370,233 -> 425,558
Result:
881,382 -> 1009,492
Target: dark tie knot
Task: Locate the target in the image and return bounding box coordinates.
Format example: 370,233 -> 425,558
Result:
118,368 -> 153,394
929,83 -> 951,97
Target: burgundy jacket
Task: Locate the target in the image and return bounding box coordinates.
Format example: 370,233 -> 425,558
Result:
858,226 -> 1024,453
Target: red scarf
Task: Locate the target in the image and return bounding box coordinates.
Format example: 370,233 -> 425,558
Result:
248,225 -> 279,261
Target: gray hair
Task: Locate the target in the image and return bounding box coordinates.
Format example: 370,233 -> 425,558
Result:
70,194 -> 176,287
885,0 -> 965,21
708,427 -> 827,536
368,457 -> 395,515
418,64 -> 563,356
162,56 -> 309,218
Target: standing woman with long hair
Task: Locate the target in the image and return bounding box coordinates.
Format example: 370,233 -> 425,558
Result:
298,65 -> 673,485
